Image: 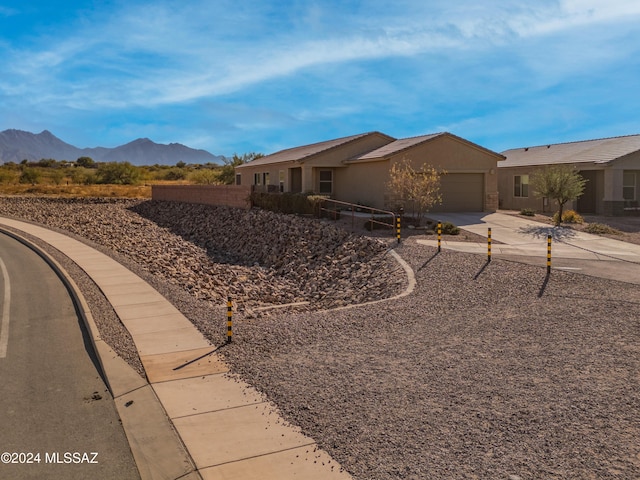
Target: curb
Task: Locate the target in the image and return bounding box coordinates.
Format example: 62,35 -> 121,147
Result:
0,227 -> 200,480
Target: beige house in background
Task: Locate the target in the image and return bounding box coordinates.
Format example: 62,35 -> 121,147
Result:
498,134 -> 640,216
235,131 -> 504,212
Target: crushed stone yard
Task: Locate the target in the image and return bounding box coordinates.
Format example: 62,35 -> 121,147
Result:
1,196 -> 639,479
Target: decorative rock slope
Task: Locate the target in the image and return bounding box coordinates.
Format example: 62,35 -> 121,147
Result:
0,196 -> 405,314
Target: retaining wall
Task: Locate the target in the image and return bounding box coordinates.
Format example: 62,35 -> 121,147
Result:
151,185 -> 252,209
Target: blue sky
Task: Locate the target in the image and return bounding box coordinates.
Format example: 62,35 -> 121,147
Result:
1,1 -> 640,158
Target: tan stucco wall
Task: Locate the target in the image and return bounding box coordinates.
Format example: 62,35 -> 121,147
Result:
235,133 -> 392,193
497,164 -> 606,213
235,133 -> 501,212
334,160 -> 390,208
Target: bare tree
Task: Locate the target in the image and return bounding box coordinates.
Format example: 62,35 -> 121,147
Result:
387,158 -> 444,225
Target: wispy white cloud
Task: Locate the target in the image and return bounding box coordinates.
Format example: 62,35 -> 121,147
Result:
1,0 -> 639,153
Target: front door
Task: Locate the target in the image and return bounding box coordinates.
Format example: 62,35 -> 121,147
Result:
577,170 -> 597,213
290,167 -> 302,193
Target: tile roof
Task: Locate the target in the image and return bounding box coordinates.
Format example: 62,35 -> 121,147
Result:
349,133 -> 444,161
235,131 -> 394,168
500,134 -> 640,167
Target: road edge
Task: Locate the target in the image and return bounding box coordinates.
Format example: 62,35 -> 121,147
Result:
0,226 -> 201,480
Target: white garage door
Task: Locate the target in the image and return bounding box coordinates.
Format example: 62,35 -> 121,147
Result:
431,173 -> 484,212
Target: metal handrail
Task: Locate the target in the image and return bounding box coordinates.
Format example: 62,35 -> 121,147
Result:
318,198 -> 397,235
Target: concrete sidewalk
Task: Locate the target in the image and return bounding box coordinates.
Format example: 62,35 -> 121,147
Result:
418,212 -> 640,285
0,217 -> 352,480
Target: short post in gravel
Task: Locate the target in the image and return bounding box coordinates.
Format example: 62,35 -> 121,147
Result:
396,213 -> 401,244
437,222 -> 442,252
547,235 -> 552,274
488,227 -> 492,262
226,296 -> 233,343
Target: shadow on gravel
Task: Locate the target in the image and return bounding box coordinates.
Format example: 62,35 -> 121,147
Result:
473,260 -> 490,280
417,250 -> 440,271
538,272 -> 551,298
518,225 -> 577,241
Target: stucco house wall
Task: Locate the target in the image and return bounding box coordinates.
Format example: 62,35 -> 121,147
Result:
498,136 -> 640,215
235,131 -> 503,213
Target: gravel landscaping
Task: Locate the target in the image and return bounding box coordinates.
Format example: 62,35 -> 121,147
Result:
1,196 -> 639,479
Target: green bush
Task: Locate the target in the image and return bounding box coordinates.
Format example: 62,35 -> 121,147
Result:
439,221 -> 460,235
19,168 -> 41,185
520,208 -> 536,216
162,167 -> 188,181
584,223 -> 620,235
96,162 -> 141,185
250,192 -> 318,214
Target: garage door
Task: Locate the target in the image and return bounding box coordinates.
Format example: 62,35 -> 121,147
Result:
431,173 -> 484,212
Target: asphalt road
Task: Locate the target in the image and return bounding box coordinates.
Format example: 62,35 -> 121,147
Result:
0,232 -> 140,479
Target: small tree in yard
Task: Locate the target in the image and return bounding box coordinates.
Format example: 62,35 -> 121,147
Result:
386,158 -> 444,226
530,165 -> 587,226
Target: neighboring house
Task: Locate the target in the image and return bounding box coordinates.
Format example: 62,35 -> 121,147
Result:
498,134 -> 640,216
235,131 -> 504,212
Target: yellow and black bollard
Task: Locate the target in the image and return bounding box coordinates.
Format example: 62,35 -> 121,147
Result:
396,214 -> 401,244
437,221 -> 442,252
488,227 -> 492,262
226,296 -> 233,343
547,235 -> 552,274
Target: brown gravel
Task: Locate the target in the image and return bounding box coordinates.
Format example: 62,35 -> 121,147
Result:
1,196 -> 639,479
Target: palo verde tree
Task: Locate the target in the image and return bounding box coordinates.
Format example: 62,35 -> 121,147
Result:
217,152 -> 264,185
386,157 -> 444,226
530,165 -> 587,226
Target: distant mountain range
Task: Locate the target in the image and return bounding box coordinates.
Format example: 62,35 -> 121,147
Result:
0,129 -> 225,166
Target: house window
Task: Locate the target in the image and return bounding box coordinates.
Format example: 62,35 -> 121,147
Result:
254,173 -> 261,185
319,170 -> 333,194
623,172 -> 636,200
279,170 -> 285,192
514,175 -> 529,198
263,172 -> 269,186
235,174 -> 241,186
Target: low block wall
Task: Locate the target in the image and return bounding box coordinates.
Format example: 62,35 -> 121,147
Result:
151,185 -> 252,209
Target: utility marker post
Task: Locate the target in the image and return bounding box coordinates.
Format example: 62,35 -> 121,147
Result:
547,235 -> 552,274
226,296 -> 233,343
488,227 -> 492,262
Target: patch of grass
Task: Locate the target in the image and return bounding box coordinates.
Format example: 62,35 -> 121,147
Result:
520,208 -> 536,216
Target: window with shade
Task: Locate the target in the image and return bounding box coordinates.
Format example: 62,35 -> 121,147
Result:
319,170 -> 333,194
514,175 -> 529,197
623,172 -> 636,200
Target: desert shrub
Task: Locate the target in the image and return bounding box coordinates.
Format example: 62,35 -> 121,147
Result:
161,167 -> 188,181
250,192 -> 316,214
520,208 -> 536,216
439,221 -> 460,235
19,168 -> 41,185
584,223 -> 621,235
0,169 -> 18,184
188,169 -> 219,185
554,209 -> 583,224
96,162 -> 141,185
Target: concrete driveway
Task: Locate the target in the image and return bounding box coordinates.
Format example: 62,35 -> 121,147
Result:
417,212 -> 640,284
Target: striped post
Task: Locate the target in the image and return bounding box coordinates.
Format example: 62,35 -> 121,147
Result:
396,214 -> 401,244
226,296 -> 233,343
547,235 -> 552,274
437,222 -> 442,252
487,227 -> 492,262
